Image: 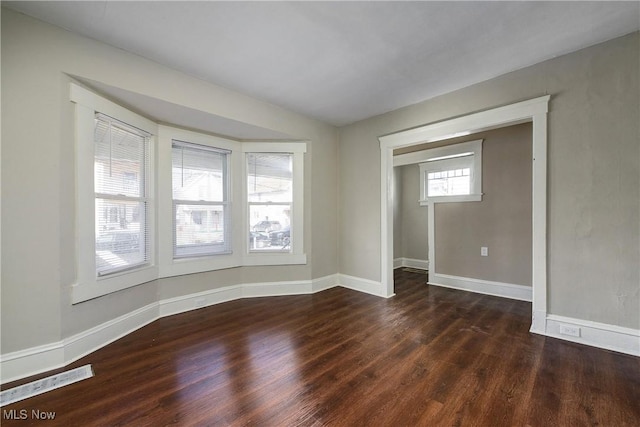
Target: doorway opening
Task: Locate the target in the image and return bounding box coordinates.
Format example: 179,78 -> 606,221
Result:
379,96 -> 550,334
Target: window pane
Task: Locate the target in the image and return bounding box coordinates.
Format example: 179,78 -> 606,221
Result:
427,169 -> 471,197
94,118 -> 146,197
94,114 -> 149,276
95,199 -> 148,275
174,203 -> 229,258
172,141 -> 230,258
248,204 -> 291,252
449,175 -> 471,195
247,153 -> 292,203
172,142 -> 226,202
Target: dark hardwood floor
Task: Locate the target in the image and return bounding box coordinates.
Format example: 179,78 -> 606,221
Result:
3,269 -> 639,426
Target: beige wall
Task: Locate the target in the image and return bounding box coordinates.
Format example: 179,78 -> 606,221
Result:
339,32 -> 639,329
1,10 -> 338,352
434,124 -> 532,286
393,168 -> 403,258
394,165 -> 429,261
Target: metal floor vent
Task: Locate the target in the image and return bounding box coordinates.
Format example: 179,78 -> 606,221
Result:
1,365 -> 93,407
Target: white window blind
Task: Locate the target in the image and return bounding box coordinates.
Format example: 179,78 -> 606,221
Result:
247,153 -> 293,252
94,113 -> 150,276
172,140 -> 231,258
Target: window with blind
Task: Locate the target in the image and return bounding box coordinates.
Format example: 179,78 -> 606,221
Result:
172,141 -> 230,258
73,84 -> 307,300
247,153 -> 293,252
94,114 -> 151,276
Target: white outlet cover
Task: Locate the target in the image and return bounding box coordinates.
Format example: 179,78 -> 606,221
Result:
559,324 -> 581,337
481,247 -> 488,256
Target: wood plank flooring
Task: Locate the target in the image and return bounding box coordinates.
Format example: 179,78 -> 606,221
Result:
2,269 -> 639,426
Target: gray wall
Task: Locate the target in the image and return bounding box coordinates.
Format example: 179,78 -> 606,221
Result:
339,32 -> 639,329
394,165 -> 429,262
1,10 -> 338,353
434,124 -> 532,286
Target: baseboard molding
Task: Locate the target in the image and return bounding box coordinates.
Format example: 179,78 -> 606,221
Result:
159,275 -> 340,318
1,275 -> 340,384
429,273 -> 532,302
159,285 -> 243,318
312,274 -> 339,293
338,274 -> 388,298
393,258 -> 429,270
64,303 -> 159,365
545,314 -> 639,357
0,342 -> 66,386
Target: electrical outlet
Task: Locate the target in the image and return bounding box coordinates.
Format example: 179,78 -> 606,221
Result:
194,298 -> 206,308
481,247 -> 488,257
559,324 -> 581,337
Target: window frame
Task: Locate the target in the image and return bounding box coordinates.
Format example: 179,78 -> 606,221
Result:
414,140 -> 483,205
94,113 -> 152,277
242,143 -> 307,266
71,83 -> 158,303
158,126 -> 242,277
73,84 -> 308,298
171,140 -> 232,259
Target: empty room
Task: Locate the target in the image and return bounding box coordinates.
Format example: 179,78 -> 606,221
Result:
1,2 -> 639,425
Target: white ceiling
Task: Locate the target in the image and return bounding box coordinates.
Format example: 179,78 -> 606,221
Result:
5,1 -> 640,127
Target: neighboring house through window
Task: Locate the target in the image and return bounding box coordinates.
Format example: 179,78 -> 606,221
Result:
172,140 -> 231,258
71,83 -> 158,303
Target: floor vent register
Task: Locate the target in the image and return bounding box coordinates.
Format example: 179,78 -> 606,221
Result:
1,365 -> 94,406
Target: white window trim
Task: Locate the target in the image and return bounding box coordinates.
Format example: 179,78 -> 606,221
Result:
71,83 -> 158,303
72,83 -> 308,300
242,142 -> 307,266
157,126 -> 242,278
380,95 -> 550,334
394,139 -> 482,206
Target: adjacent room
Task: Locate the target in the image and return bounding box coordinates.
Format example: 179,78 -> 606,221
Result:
1,2 -> 639,425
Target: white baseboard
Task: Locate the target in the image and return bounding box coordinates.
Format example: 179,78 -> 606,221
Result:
159,275 -> 339,318
312,274 -> 339,293
64,303 -> 159,364
1,274 -> 340,384
429,273 -> 532,302
0,342 -> 66,386
337,273 -> 388,298
393,258 -> 429,270
159,285 -> 243,318
545,314 -> 639,357
0,303 -> 159,385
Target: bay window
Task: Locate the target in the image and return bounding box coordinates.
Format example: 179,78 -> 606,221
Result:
73,83 -> 307,301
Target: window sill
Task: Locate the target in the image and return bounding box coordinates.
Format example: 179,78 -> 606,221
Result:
73,264 -> 158,304
159,254 -> 239,278
158,252 -> 307,279
419,193 -> 483,206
